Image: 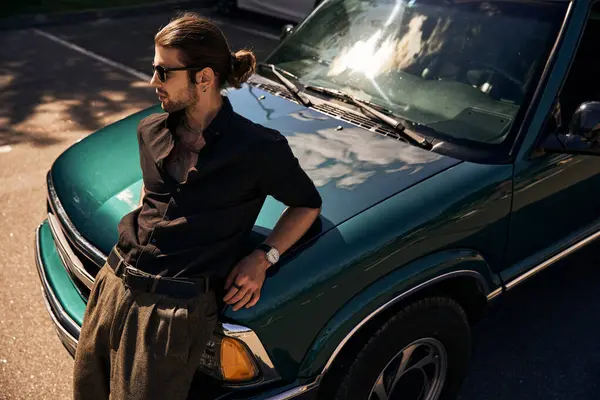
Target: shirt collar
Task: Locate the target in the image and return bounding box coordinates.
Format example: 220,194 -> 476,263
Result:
150,95 -> 233,163
202,95 -> 234,142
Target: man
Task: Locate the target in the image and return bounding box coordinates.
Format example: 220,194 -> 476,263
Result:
72,12 -> 322,400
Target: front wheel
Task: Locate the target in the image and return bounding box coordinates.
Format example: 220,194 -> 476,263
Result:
333,297 -> 471,400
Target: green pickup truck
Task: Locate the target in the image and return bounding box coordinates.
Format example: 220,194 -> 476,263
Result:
35,0 -> 600,398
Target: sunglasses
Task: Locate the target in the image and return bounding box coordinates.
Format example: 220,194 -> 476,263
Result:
152,63 -> 202,83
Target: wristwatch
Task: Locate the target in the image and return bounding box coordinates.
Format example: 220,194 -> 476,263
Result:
257,243 -> 280,266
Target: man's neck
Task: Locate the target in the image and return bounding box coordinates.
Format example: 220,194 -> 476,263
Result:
184,94 -> 223,133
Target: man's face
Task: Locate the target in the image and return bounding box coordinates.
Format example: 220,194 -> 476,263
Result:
151,45 -> 198,113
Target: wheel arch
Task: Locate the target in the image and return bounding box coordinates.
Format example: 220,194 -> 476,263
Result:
297,249 -> 501,388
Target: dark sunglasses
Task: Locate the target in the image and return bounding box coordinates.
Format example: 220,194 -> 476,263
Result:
152,63 -> 202,83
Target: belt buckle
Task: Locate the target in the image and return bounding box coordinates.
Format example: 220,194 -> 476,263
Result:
123,266 -> 157,293
122,265 -> 137,288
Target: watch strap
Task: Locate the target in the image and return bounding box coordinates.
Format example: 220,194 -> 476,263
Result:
256,243 -> 273,254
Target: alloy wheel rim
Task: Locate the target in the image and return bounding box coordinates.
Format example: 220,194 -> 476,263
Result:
368,337 -> 447,400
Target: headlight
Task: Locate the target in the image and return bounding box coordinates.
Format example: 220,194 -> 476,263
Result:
198,332 -> 260,382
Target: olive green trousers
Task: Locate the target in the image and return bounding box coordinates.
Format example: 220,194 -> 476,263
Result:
72,264 -> 218,400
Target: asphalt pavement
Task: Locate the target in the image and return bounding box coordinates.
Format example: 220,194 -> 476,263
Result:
1,5 -> 600,400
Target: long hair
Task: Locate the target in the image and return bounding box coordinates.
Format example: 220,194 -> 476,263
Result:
155,12 -> 256,89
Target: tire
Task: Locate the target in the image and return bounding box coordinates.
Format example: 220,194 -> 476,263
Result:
216,0 -> 237,15
333,297 -> 471,400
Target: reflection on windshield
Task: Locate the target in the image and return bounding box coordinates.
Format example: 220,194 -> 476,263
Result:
329,0 -> 403,79
330,12 -> 453,79
286,125 -> 441,189
267,0 -> 566,146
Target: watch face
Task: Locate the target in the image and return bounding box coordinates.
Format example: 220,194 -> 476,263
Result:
267,248 -> 279,264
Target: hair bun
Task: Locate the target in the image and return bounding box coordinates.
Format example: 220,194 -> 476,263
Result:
227,49 -> 256,89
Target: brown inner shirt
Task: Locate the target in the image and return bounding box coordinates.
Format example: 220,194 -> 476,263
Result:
164,122 -> 205,184
115,96 -> 322,278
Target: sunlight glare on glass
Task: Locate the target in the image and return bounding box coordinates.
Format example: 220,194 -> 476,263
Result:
328,0 -> 405,79
328,30 -> 396,79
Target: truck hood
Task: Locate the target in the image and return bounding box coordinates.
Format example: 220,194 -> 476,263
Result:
51,82 -> 461,255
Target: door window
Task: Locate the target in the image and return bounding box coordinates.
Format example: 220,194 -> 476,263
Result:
557,6 -> 600,129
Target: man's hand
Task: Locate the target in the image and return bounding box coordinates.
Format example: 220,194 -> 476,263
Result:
223,206 -> 320,311
223,250 -> 270,311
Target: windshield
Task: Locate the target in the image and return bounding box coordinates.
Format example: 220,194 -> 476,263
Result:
265,0 -> 567,146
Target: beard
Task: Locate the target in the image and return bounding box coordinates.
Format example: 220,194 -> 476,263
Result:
160,83 -> 198,113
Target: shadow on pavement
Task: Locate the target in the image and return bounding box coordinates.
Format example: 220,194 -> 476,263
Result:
42,8 -> 281,75
459,243 -> 600,400
0,29 -> 156,147
0,6 -> 285,149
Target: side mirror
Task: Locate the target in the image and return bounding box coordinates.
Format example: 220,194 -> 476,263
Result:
280,24 -> 295,41
543,101 -> 600,155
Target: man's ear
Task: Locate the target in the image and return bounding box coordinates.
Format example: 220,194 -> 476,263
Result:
195,67 -> 216,86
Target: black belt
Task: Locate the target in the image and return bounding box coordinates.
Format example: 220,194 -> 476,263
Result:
107,248 -> 212,298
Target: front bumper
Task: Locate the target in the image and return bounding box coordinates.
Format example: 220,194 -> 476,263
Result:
35,222 -> 80,356
34,220 -> 319,400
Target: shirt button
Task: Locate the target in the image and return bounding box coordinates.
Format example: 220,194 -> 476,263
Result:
151,239 -> 156,243
176,188 -> 181,193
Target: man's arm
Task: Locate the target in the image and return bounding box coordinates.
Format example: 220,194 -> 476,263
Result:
263,206 -> 321,257
223,131 -> 322,311
223,205 -> 320,311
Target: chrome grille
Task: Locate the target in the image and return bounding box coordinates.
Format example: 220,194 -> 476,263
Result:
47,212 -> 94,292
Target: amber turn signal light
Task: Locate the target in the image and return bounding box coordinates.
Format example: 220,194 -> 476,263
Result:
220,337 -> 259,381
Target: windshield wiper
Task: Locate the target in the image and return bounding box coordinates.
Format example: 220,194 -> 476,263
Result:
305,85 -> 431,149
257,63 -> 312,107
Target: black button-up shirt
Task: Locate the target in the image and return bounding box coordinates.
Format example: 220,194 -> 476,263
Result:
116,96 -> 322,278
